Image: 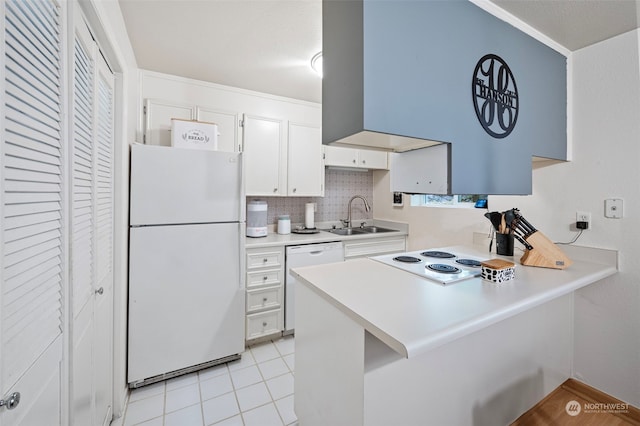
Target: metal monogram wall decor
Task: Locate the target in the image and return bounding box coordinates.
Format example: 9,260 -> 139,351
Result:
472,54 -> 519,138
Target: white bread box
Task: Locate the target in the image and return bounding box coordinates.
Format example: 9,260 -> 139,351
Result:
171,119 -> 219,150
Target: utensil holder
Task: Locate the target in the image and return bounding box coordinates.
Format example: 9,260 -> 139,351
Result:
496,233 -> 514,256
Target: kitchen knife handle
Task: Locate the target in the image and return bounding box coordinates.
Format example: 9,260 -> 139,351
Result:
514,233 -> 533,250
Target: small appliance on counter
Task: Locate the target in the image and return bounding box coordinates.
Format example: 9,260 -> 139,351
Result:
247,200 -> 267,237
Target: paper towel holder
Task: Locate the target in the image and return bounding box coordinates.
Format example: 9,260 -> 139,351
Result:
305,203 -> 316,229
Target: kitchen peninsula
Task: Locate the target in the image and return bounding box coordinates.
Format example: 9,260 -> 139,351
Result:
291,244 -> 617,425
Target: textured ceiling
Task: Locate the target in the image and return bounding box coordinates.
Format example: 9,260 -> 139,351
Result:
119,0 -> 640,103
491,0 -> 639,51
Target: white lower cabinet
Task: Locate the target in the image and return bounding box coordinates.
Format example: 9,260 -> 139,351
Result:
246,285 -> 282,312
246,310 -> 283,340
343,236 -> 407,260
245,247 -> 285,341
244,234 -> 406,341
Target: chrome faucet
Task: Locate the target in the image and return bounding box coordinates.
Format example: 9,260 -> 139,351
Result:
345,195 -> 371,228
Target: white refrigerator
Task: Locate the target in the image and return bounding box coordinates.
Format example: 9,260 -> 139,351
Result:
128,144 -> 245,387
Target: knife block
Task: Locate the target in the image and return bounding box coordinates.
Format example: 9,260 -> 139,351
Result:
520,231 -> 572,269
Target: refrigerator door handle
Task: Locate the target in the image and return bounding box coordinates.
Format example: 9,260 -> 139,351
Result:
239,222 -> 246,290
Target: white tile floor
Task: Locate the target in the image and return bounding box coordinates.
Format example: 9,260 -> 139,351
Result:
111,336 -> 297,426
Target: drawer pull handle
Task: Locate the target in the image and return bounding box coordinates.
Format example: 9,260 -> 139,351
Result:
262,321 -> 267,327
263,258 -> 268,263
263,297 -> 268,302
263,276 -> 268,280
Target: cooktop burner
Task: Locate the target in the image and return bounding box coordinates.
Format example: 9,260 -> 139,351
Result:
427,263 -> 461,274
370,247 -> 485,285
421,250 -> 456,259
455,259 -> 482,267
393,256 -> 422,263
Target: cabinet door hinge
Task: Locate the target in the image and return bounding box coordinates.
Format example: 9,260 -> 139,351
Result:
239,119 -> 244,128
143,105 -> 147,114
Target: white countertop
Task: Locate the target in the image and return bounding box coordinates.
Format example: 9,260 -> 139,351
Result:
290,244 -> 618,359
245,220 -> 408,249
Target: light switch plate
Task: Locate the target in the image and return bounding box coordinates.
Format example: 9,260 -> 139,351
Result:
605,198 -> 623,218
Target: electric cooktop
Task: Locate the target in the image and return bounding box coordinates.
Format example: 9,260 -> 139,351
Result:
370,249 -> 485,285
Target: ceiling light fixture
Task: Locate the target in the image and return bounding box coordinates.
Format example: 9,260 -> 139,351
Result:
310,51 -> 323,77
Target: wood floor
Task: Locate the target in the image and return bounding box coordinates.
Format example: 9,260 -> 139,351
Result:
511,379 -> 640,425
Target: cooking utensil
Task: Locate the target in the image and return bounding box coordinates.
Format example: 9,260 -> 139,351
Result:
484,211 -> 503,232
504,209 -> 516,232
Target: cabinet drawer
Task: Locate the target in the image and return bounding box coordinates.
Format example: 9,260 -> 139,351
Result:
344,237 -> 406,259
247,286 -> 282,312
246,250 -> 283,270
246,309 -> 283,339
246,269 -> 282,288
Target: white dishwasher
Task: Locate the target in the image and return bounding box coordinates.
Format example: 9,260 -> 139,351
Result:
285,242 -> 344,333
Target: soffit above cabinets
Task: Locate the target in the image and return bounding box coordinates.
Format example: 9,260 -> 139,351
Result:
322,0 -> 567,195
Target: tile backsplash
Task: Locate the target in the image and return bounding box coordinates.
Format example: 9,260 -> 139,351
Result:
248,169 -> 374,225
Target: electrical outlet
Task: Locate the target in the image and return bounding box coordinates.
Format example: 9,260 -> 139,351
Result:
576,211 -> 591,230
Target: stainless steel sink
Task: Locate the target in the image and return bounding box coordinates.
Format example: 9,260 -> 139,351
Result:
359,226 -> 396,233
323,226 -> 397,235
325,228 -> 368,236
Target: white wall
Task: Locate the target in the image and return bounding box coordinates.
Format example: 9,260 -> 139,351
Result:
373,171 -> 489,250
374,30 -> 640,406
564,30 -> 639,407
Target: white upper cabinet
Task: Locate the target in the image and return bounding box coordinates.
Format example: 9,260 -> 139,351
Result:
144,99 -> 194,146
243,118 -> 324,197
139,71 -> 323,197
287,123 -> 324,196
196,107 -> 241,152
243,115 -> 285,196
358,149 -> 388,169
324,145 -> 388,170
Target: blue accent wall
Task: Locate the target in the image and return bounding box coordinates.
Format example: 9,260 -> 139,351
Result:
323,0 -> 567,195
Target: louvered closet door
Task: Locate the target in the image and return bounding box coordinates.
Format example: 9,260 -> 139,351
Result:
1,0 -> 64,424
70,12 -> 114,426
93,53 -> 114,426
71,15 -> 95,426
